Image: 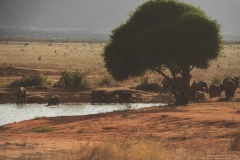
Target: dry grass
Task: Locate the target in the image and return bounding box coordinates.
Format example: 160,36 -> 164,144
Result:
75,140 -> 176,160
0,42 -> 106,76
1,42 -> 240,85
190,44 -> 240,84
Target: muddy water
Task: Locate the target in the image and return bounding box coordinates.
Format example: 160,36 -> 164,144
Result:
0,103 -> 166,126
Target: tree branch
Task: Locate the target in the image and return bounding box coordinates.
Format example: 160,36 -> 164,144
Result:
148,67 -> 169,78
189,66 -> 195,71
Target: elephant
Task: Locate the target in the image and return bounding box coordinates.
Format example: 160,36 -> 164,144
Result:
90,90 -> 106,103
194,91 -> 205,103
117,90 -> 132,102
209,84 -> 223,98
105,90 -> 119,103
223,79 -> 237,101
47,95 -> 60,106
160,77 -> 182,94
16,86 -> 26,104
190,80 -> 208,101
223,77 -> 239,88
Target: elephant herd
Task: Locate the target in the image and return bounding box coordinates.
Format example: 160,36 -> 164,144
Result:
207,77 -> 239,101
160,76 -> 239,102
16,86 -> 60,105
16,87 -> 133,105
90,90 -> 133,103
15,76 -> 239,105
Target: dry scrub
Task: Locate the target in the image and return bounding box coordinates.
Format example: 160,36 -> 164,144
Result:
1,42 -> 240,86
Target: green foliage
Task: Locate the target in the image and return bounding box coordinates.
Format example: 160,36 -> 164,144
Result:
102,0 -> 222,81
10,74 -> 51,87
77,128 -> 85,134
211,75 -> 222,85
97,75 -> 112,86
31,127 -> 52,133
55,70 -> 88,88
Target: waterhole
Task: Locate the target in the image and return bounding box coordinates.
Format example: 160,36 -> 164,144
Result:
0,103 -> 166,126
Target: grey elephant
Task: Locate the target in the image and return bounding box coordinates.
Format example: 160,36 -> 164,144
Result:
190,80 -> 208,101
194,91 -> 205,103
91,90 -> 106,103
160,77 -> 182,94
223,77 -> 239,88
209,84 -> 223,98
47,95 -> 60,106
117,90 -> 132,102
223,79 -> 237,101
17,86 -> 26,104
105,90 -> 119,103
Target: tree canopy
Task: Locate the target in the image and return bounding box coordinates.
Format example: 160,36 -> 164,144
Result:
102,0 -> 223,104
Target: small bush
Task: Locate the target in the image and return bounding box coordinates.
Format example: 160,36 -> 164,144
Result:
77,128 -> 85,134
31,127 -> 52,133
55,70 -> 88,88
10,74 -> 51,87
211,75 -> 222,85
140,75 -> 150,85
97,75 -> 112,86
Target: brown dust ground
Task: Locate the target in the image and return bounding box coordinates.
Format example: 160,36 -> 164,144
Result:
1,68 -> 240,159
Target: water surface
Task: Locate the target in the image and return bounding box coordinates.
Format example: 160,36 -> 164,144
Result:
0,103 -> 166,126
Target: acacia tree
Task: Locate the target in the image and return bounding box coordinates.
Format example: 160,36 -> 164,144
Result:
102,0 -> 222,105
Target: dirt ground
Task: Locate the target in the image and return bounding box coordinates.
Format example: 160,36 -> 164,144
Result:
1,67 -> 240,159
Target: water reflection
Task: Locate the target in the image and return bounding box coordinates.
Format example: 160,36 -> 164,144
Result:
0,103 -> 166,126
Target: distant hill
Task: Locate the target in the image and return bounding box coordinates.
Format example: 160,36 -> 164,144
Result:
0,0 -> 240,41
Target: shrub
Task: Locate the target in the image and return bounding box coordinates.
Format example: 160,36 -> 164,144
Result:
55,70 -> 88,88
31,127 -> 52,133
211,75 -> 222,85
77,128 -> 85,134
97,75 -> 112,86
140,75 -> 150,85
10,74 -> 51,87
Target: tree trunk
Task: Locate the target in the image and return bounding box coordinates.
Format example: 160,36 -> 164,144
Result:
171,71 -> 192,105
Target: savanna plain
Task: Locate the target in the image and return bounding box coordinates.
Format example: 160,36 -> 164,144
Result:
1,41 -> 240,159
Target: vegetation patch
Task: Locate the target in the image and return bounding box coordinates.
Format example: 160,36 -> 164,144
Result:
54,70 -> 89,88
210,74 -> 222,85
77,140 -> 171,160
96,75 -> 112,86
77,128 -> 85,134
31,127 -> 52,133
9,74 -> 51,87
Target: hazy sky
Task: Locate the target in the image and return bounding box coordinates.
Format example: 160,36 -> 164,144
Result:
0,0 -> 239,35
180,0 -> 240,34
